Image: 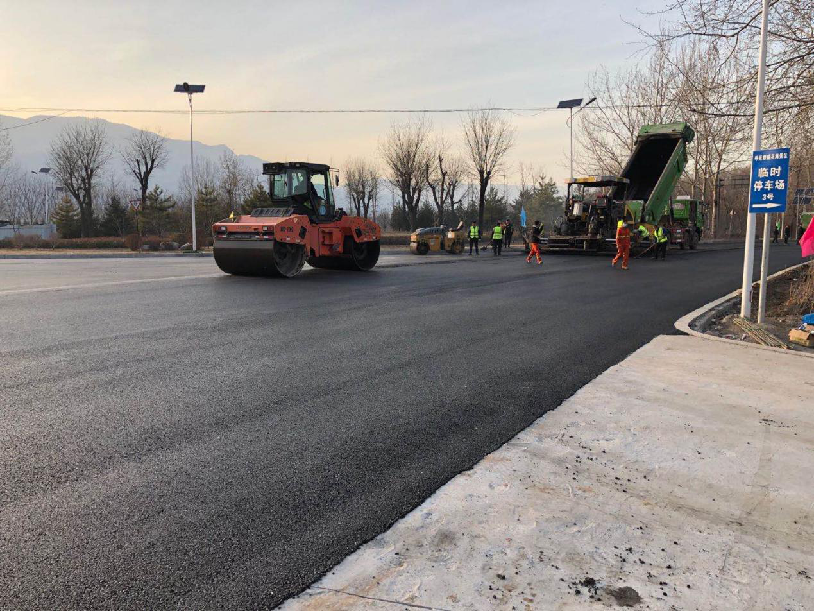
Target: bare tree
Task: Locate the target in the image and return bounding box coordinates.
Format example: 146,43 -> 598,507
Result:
424,136 -> 459,225
673,41 -> 752,235
50,121 -> 110,236
462,108 -> 515,229
219,151 -> 255,213
444,156 -> 468,218
576,46 -> 679,176
0,120 -> 13,219
380,117 -> 433,230
179,156 -> 220,205
121,129 -> 169,214
10,171 -> 45,225
642,1 -> 814,110
344,157 -> 379,218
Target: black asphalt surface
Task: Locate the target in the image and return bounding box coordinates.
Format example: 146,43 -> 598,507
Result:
0,244 -> 802,609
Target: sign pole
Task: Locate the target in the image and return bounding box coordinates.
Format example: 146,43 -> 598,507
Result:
740,0 -> 770,319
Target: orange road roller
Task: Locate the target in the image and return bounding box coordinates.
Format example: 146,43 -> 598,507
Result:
213,162 -> 381,277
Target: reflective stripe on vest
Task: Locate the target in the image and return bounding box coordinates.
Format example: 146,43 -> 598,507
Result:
469,226 -> 480,238
656,227 -> 668,243
493,226 -> 503,239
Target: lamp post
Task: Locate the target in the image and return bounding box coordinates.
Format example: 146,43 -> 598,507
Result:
558,97 -> 596,179
174,82 -> 205,251
31,167 -> 52,224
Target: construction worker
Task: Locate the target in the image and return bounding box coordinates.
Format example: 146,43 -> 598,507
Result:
526,220 -> 543,265
653,223 -> 669,260
468,220 -> 480,255
504,219 -> 513,249
636,224 -> 649,242
773,220 -> 780,243
492,221 -> 503,256
612,220 -> 631,270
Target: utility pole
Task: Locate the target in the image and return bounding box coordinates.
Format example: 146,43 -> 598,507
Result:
570,106 -> 574,180
740,0 -> 770,320
174,82 -> 205,251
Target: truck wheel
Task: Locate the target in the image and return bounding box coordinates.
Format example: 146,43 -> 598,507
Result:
417,242 -> 429,255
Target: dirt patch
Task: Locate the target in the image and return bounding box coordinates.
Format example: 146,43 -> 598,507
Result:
605,586 -> 642,607
705,262 -> 814,352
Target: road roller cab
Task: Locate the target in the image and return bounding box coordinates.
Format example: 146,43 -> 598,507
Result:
213,162 -> 381,277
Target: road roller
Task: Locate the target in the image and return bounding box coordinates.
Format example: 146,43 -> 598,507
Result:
213,162 -> 381,277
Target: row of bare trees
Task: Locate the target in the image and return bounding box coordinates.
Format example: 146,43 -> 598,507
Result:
365,109 -> 516,230
0,117 -> 264,238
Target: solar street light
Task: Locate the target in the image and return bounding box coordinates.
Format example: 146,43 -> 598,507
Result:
559,97 -> 596,180
174,82 -> 206,251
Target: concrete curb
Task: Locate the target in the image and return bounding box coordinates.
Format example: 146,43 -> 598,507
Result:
674,260 -> 814,360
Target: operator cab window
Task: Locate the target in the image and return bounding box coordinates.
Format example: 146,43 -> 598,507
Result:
310,171 -> 335,220
271,170 -> 308,199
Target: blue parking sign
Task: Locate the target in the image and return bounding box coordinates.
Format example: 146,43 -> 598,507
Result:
749,147 -> 790,213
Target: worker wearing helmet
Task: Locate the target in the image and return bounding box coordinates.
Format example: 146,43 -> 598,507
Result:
653,223 -> 669,260
526,220 -> 543,265
468,220 -> 480,255
492,222 -> 503,256
612,220 -> 631,270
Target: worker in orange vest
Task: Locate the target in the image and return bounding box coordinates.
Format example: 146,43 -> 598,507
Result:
526,220 -> 543,265
612,220 -> 632,270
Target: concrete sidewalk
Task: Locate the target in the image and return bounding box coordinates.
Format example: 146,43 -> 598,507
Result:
281,335 -> 814,610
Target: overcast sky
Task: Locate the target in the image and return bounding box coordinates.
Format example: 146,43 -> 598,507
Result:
1,0 -> 664,184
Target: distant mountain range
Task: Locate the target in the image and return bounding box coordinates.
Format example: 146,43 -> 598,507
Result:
0,114 -> 266,194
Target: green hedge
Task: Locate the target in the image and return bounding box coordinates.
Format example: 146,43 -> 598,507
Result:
380,232 -> 411,246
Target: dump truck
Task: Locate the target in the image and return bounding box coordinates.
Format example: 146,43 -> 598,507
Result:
213,162 -> 381,277
669,196 -> 706,250
409,221 -> 465,254
550,122 -> 695,252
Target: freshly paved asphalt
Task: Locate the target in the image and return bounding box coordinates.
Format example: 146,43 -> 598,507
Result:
0,243 -> 802,609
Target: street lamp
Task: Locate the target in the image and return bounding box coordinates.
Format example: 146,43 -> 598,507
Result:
31,167 -> 52,224
558,97 -> 596,180
174,82 -> 205,251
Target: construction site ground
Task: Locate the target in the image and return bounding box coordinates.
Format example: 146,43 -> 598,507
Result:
283,333 -> 814,611
0,244 -> 803,609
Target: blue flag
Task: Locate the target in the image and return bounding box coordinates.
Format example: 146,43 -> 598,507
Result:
520,206 -> 527,227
